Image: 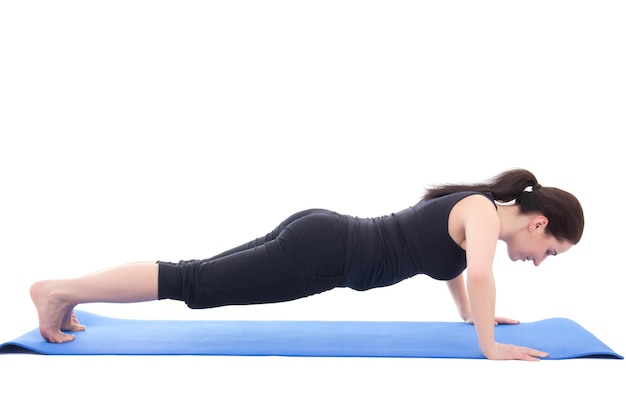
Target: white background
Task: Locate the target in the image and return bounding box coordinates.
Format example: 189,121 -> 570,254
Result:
1,1 -> 624,415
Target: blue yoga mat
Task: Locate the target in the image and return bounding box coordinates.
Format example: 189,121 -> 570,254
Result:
0,310 -> 622,359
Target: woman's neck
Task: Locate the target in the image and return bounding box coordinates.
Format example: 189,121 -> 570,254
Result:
496,204 -> 531,242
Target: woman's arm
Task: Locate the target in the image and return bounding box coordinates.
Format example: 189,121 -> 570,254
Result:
448,273 -> 521,325
455,195 -> 547,360
450,194 -> 500,357
446,274 -> 471,322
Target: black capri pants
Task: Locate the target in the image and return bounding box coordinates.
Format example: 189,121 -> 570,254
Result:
157,209 -> 349,309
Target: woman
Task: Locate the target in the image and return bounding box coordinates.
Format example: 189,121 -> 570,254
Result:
30,168 -> 584,361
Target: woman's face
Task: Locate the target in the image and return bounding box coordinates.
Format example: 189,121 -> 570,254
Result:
507,225 -> 573,266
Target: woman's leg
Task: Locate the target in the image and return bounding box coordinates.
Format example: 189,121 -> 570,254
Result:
158,209 -> 347,309
30,262 -> 158,343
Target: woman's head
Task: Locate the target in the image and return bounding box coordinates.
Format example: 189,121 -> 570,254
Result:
489,169 -> 584,245
515,186 -> 584,244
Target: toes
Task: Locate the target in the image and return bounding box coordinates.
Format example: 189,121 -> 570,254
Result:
42,330 -> 76,343
60,310 -> 86,332
63,323 -> 86,332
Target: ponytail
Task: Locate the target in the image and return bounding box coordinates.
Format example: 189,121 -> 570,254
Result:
422,169 -> 540,202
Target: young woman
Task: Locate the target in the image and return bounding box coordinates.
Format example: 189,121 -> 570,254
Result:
30,168 -> 584,361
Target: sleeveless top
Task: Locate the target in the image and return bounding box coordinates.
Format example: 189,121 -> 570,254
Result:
343,191 -> 495,290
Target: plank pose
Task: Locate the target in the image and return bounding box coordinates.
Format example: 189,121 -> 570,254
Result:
30,169 -> 584,360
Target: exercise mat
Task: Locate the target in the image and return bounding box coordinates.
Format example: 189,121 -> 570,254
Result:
0,311 -> 622,359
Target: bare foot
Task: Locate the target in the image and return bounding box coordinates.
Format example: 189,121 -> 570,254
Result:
30,280 -> 85,343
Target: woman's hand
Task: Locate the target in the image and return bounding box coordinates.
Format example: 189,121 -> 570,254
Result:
485,342 -> 549,361
464,316 -> 520,326
462,316 -> 548,360
463,317 -> 549,360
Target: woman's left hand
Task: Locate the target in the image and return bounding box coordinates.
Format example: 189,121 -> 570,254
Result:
464,316 -> 520,326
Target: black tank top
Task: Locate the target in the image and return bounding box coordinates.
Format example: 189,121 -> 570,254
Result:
343,191 -> 495,290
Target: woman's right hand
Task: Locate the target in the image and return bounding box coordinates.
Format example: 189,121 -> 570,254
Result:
485,342 -> 549,361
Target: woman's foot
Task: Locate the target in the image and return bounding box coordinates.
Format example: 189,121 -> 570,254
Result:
30,280 -> 85,343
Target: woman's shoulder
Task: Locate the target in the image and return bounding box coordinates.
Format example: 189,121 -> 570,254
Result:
450,192 -> 499,223
425,191 -> 495,207
448,192 -> 499,251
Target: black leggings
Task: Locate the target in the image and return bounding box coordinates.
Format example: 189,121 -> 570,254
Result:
157,209 -> 349,308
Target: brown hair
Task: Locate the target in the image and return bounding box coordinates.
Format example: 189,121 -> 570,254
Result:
423,169 -> 584,244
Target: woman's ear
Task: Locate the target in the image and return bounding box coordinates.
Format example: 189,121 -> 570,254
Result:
528,215 -> 548,232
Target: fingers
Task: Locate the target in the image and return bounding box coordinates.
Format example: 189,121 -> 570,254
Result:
523,346 -> 549,359
514,349 -> 546,361
492,343 -> 549,361
494,316 -> 520,325
464,317 -> 520,325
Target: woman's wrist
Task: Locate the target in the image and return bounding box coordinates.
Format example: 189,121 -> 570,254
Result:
481,342 -> 499,359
